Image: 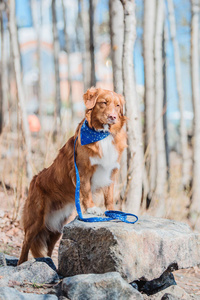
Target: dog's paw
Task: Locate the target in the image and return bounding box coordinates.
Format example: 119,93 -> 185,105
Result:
86,206 -> 104,216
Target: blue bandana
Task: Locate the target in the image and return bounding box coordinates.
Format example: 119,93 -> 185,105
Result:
80,119 -> 110,145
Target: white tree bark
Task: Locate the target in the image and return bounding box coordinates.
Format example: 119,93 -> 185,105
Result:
167,0 -> 189,187
89,0 -> 96,87
109,0 -> 124,95
61,0 -> 73,120
190,0 -> 200,220
143,0 -> 156,202
154,0 -> 167,216
120,0 -> 143,214
9,0 -> 32,182
80,0 -> 91,91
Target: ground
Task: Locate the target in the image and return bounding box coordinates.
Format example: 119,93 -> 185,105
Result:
0,187 -> 200,298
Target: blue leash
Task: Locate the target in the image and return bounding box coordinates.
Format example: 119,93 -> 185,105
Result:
73,120 -> 138,224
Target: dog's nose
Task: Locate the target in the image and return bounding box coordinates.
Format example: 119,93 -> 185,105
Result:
108,114 -> 116,121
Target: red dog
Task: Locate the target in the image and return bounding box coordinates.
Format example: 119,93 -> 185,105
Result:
18,87 -> 127,265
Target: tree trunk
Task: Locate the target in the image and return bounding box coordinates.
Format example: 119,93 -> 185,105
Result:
109,0 -> 127,204
9,0 -> 32,182
51,0 -> 61,129
190,0 -> 200,223
61,0 -> 73,119
89,0 -> 96,87
120,0 -> 143,215
162,26 -> 170,186
31,0 -> 43,125
80,0 -> 91,91
167,0 -> 189,188
109,0 -> 124,95
143,0 -> 156,204
154,0 -> 167,216
0,10 -> 3,134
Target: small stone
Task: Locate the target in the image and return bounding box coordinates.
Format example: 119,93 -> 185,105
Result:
0,260 -> 59,286
62,272 -> 143,300
0,253 -> 6,267
0,286 -> 58,299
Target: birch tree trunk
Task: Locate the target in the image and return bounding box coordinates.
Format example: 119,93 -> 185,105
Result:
61,0 -> 73,119
89,0 -> 96,87
120,0 -> 143,214
9,0 -> 32,182
154,0 -> 167,216
190,0 -> 200,223
167,0 -> 189,188
109,0 -> 127,203
80,0 -> 91,91
51,0 -> 61,129
109,0 -> 124,95
143,0 -> 156,204
31,0 -> 43,125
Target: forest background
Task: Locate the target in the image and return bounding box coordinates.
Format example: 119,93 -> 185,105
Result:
0,0 -> 200,267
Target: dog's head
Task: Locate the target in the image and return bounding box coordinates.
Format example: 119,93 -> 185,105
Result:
83,87 -> 126,131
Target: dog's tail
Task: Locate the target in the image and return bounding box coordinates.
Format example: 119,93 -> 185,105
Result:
30,229 -> 48,258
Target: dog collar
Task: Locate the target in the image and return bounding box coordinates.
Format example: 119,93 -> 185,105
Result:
80,119 -> 110,146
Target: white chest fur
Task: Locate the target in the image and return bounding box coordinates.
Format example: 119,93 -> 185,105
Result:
90,135 -> 120,192
45,203 -> 74,233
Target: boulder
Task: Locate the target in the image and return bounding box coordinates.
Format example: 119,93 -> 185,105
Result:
0,286 -> 58,300
62,272 -> 143,300
58,216 -> 200,282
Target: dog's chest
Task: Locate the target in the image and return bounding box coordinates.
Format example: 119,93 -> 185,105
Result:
89,135 -> 119,192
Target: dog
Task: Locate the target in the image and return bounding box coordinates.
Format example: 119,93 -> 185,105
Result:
18,87 -> 127,265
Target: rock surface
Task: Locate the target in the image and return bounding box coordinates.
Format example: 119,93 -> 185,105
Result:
143,285 -> 198,300
58,216 -> 200,282
62,272 -> 143,300
0,259 -> 59,287
0,286 -> 58,300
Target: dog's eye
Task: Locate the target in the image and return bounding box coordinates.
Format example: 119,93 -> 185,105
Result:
116,104 -> 120,107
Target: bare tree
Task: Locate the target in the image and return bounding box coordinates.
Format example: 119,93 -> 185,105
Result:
109,0 -> 124,95
167,0 -> 189,188
51,0 -> 61,128
61,0 -> 73,119
154,0 -> 167,216
31,0 -> 43,125
9,0 -> 32,182
89,0 -> 96,87
190,0 -> 200,224
143,0 -> 156,205
120,0 -> 143,214
80,0 -> 91,91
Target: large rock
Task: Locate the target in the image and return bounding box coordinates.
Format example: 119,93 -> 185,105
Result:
58,216 -> 200,282
62,272 -> 143,300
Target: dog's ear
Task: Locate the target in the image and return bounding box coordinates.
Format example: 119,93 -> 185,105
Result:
83,87 -> 99,109
118,94 -> 125,116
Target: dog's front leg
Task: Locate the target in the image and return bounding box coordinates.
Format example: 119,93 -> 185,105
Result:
80,177 -> 103,216
103,169 -> 118,211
